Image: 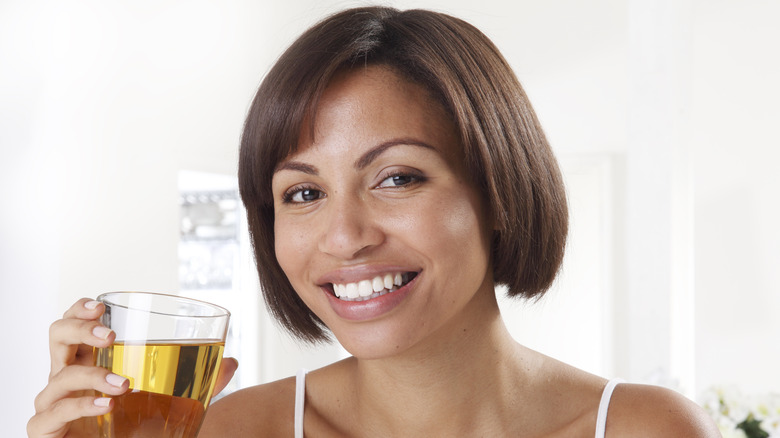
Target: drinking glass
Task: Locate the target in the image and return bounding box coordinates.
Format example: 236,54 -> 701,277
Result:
93,291 -> 230,438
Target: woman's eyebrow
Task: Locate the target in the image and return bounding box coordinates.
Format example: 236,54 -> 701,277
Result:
275,139 -> 435,174
355,138 -> 435,170
275,161 -> 318,175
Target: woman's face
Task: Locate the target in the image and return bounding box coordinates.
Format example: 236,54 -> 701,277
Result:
271,66 -> 495,358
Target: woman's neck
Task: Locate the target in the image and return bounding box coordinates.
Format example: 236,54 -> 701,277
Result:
346,288 -> 539,436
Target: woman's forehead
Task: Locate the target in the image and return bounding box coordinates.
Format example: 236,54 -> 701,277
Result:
286,66 -> 458,157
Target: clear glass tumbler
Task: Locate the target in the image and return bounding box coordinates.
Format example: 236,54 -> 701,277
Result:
94,291 -> 230,438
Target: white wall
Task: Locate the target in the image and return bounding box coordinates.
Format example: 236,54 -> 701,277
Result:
691,0 -> 780,394
2,0 -> 778,435
0,1 -> 266,432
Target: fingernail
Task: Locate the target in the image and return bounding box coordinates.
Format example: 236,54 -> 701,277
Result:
94,397 -> 111,407
106,373 -> 127,388
92,326 -> 112,340
84,300 -> 100,310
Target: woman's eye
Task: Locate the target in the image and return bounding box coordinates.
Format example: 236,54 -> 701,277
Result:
283,187 -> 324,203
377,173 -> 422,188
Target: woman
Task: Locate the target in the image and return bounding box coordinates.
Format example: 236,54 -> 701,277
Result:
29,7 -> 719,437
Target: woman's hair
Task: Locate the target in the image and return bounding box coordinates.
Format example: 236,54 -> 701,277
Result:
239,6 -> 568,342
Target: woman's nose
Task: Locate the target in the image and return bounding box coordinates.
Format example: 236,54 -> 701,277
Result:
317,196 -> 384,260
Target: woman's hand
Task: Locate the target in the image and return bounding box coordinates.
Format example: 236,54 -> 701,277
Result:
27,298 -> 239,438
214,357 -> 239,397
27,298 -> 129,437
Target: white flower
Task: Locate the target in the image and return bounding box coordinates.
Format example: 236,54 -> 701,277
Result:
713,414 -> 745,438
718,425 -> 748,438
701,386 -> 749,422
701,386 -> 780,437
761,415 -> 780,436
722,390 -> 751,421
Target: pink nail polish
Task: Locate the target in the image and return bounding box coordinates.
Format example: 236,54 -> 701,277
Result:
105,373 -> 127,388
94,397 -> 111,407
92,326 -> 112,340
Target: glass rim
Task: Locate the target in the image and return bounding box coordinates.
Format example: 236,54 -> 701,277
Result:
96,291 -> 231,319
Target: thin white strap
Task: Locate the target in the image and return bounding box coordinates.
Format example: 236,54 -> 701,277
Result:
294,369 -> 307,438
595,378 -> 624,438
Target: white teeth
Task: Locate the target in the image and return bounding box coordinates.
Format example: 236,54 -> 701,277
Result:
331,272 -> 413,301
346,283 -> 359,299
383,274 -> 393,289
358,280 -> 373,297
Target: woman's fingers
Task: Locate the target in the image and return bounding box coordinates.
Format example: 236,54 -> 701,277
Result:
62,298 -> 105,320
34,365 -> 128,413
48,317 -> 114,375
28,299 -> 114,438
29,364 -> 128,438
27,393 -> 113,438
49,298 -> 112,376
213,357 -> 239,396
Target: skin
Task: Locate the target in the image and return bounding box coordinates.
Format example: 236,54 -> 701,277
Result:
31,65 -> 720,437
271,65 -> 495,361
201,66 -> 721,437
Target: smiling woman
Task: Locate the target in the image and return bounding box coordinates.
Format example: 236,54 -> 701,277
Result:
212,6 -> 717,438
27,5 -> 721,438
238,7 -> 569,346
269,66 -> 495,357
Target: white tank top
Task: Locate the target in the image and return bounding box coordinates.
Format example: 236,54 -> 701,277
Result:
595,378 -> 624,437
294,369 -> 623,438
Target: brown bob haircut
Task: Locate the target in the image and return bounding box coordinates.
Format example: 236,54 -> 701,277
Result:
239,6 -> 568,342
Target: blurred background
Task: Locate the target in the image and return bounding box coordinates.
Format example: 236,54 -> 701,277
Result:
1,0 -> 778,435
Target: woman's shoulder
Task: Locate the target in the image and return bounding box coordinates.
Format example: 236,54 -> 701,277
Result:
529,354 -> 719,437
198,375 -> 297,438
607,382 -> 721,437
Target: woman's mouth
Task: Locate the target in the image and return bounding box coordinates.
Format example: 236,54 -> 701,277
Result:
328,272 -> 418,302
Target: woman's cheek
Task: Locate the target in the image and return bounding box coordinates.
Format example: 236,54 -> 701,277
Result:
274,220 -> 305,281
428,192 -> 485,246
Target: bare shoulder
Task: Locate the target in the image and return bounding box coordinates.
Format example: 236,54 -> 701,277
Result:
608,383 -> 721,437
198,376 -> 296,438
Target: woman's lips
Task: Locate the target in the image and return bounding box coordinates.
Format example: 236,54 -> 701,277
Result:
324,271 -> 420,321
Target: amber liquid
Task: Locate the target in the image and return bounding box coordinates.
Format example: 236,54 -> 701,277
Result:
94,341 -> 224,438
